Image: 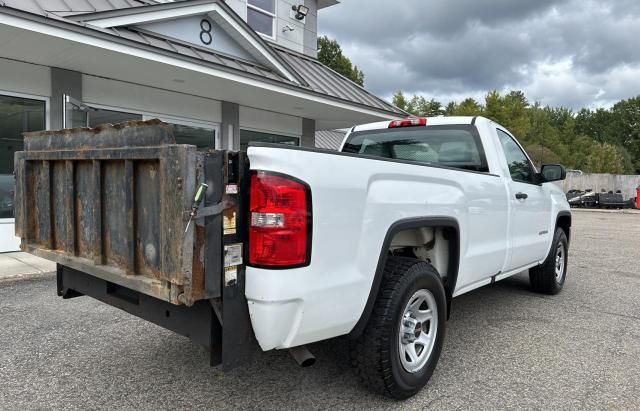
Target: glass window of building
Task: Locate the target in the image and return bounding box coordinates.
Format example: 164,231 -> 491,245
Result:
88,108 -> 142,128
64,98 -> 142,129
172,123 -> 216,151
240,129 -> 299,151
0,95 -> 46,219
247,0 -> 275,37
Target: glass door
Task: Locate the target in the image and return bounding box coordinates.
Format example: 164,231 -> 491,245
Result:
63,95 -> 89,128
0,93 -> 47,252
66,97 -> 144,129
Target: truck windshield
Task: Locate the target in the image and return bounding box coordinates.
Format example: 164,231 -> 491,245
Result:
342,126 -> 489,173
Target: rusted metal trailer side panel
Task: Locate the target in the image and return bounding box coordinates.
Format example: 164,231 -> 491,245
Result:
14,120 -> 213,306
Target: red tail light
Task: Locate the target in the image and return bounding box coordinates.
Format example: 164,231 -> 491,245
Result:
389,117 -> 427,128
249,171 -> 311,268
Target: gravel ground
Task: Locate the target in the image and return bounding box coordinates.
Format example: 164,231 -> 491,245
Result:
1,210 -> 639,410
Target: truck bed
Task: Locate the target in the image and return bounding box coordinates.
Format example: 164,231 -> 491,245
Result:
14,120 -> 257,369
14,120 -> 229,306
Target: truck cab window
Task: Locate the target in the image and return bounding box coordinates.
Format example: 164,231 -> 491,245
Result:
342,126 -> 488,173
496,129 -> 534,182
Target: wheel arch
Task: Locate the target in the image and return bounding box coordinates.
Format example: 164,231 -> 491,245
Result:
349,217 -> 460,338
556,211 -> 572,245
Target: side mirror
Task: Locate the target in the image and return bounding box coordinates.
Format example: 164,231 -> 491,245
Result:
539,164 -> 566,183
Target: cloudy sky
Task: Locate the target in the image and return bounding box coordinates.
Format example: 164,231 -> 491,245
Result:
318,0 -> 640,109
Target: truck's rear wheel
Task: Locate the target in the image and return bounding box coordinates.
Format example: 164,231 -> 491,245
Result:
529,227 -> 568,295
349,257 -> 446,399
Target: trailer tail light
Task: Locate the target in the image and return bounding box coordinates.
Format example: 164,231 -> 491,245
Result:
249,171 -> 311,268
388,117 -> 427,128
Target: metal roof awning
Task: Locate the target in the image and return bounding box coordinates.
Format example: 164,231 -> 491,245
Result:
315,130 -> 346,150
0,0 -> 158,18
276,47 -> 403,116
0,0 -> 404,125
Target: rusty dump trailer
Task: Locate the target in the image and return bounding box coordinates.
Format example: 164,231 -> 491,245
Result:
14,120 -> 254,369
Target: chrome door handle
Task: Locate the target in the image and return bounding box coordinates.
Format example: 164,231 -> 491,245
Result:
515,192 -> 528,200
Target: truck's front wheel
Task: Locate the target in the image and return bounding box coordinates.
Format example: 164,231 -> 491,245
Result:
529,227 -> 568,295
350,257 -> 446,399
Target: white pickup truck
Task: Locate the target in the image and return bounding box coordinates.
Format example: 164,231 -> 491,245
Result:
16,116 -> 570,399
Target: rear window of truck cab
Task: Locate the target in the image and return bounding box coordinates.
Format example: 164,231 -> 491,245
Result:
342,125 -> 489,173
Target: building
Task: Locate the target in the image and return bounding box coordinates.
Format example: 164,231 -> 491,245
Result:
315,129 -> 346,149
0,0 -> 403,252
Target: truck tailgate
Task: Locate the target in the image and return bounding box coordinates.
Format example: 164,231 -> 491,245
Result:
14,120 -> 226,306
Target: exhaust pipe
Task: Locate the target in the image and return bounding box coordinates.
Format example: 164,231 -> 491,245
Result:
289,345 -> 316,367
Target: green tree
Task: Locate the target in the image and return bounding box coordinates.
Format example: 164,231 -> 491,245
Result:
317,36 -> 364,86
484,90 -> 530,140
566,135 -> 596,171
423,98 -> 445,116
407,95 -> 425,115
609,97 -> 640,172
450,98 -> 484,116
545,106 -> 574,130
585,142 -> 627,174
392,91 -> 408,112
575,108 -> 613,143
393,92 -> 444,116
618,146 -> 636,173
444,101 -> 458,115
526,104 -> 560,165
524,143 -> 562,167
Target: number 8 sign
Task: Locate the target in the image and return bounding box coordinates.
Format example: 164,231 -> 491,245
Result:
200,19 -> 213,45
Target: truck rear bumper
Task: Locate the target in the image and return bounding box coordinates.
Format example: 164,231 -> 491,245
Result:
57,264 -> 220,357
246,299 -> 303,351
57,264 -> 258,370
246,295 -> 362,351
245,266 -> 368,351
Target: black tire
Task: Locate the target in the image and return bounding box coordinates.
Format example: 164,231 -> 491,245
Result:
529,227 -> 568,295
349,257 -> 447,399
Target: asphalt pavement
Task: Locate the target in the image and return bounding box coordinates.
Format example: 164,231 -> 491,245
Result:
1,210 -> 639,409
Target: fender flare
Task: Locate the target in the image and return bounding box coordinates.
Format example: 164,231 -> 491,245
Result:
556,210 -> 572,244
541,210 -> 573,261
348,217 -> 460,338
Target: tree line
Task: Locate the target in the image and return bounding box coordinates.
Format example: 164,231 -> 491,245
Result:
393,90 -> 640,174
